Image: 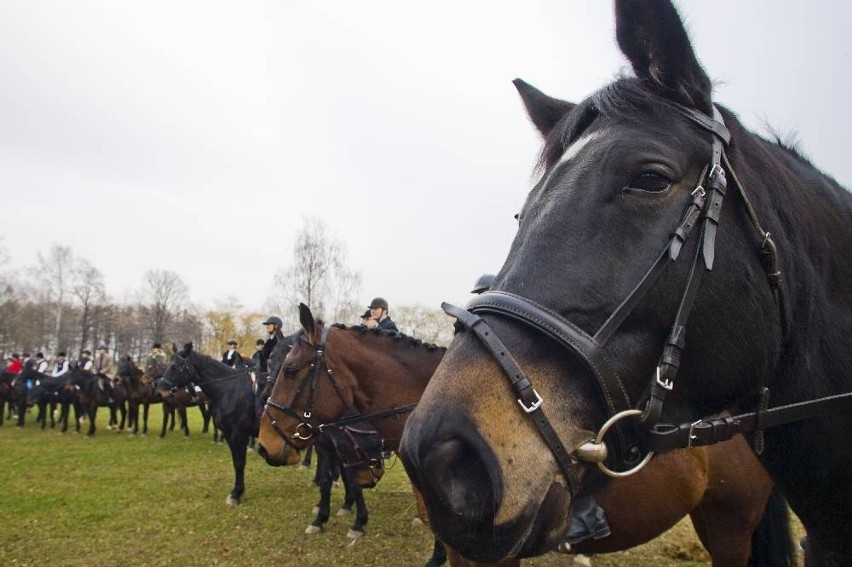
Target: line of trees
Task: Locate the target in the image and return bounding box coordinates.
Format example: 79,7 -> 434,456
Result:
0,218 -> 453,367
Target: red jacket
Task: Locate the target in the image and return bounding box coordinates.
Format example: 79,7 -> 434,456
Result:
5,359 -> 22,374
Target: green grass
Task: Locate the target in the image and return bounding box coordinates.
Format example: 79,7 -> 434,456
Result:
0,408 -> 794,566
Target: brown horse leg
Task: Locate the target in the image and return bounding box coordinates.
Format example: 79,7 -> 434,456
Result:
688,434 -> 774,567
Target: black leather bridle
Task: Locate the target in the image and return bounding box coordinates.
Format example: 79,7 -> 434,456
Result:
443,100 -> 809,484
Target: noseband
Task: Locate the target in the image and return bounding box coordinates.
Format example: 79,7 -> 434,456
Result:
445,102 -> 790,483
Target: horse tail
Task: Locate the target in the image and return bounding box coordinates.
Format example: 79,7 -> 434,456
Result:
749,486 -> 796,567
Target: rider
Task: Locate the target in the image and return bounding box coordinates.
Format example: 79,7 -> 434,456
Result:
79,349 -> 94,372
5,353 -> 22,375
51,352 -> 70,378
249,339 -> 264,370
360,309 -> 376,329
34,352 -> 49,374
144,343 -> 168,377
92,345 -> 114,393
260,316 -> 285,379
221,339 -> 244,368
368,298 -> 398,333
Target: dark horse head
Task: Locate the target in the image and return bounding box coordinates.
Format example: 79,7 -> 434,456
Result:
401,0 -> 852,563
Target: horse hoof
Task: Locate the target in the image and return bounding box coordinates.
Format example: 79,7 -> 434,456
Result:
573,555 -> 592,567
225,496 -> 240,507
346,529 -> 363,540
336,508 -> 352,517
312,506 -> 320,515
305,525 -> 322,535
411,517 -> 424,527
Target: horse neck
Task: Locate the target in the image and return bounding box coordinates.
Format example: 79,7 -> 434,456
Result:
187,352 -> 242,402
331,331 -> 444,447
724,127 -> 852,388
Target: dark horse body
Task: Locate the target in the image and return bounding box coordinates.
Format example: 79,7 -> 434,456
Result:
401,1 -> 850,565
0,369 -> 26,426
259,305 -> 786,566
22,365 -> 80,433
64,367 -> 116,436
158,344 -> 256,505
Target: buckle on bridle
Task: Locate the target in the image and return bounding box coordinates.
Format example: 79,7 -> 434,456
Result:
687,419 -> 703,449
655,366 -> 674,391
517,389 -> 543,413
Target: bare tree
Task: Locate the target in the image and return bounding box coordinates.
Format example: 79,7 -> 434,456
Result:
395,305 -> 454,346
72,259 -> 107,350
32,244 -> 75,352
139,269 -> 189,344
267,217 -> 361,324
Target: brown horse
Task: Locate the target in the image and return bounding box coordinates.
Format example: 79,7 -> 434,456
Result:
258,304 -> 782,567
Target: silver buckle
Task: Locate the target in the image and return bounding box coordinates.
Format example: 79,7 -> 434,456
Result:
687,419 -> 703,449
517,389 -> 543,413
655,366 -> 674,391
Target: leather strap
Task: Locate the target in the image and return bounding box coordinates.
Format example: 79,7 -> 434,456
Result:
643,391 -> 852,452
443,301 -> 580,493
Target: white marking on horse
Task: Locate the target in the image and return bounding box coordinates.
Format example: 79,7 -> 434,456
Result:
538,131 -> 602,190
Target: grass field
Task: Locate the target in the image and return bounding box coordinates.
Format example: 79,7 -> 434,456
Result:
0,406 -> 799,566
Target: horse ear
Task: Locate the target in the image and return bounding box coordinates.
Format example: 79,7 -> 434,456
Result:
614,0 -> 712,112
298,303 -> 318,342
181,342 -> 193,356
513,78 -> 575,138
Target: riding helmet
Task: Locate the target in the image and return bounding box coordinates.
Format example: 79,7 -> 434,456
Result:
471,273 -> 496,294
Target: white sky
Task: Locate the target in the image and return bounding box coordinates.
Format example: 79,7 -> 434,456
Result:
1,1 -> 850,321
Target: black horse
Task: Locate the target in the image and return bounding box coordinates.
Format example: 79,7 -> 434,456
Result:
64,366 -> 115,436
0,368 -> 27,427
22,366 -> 72,431
304,420 -> 385,539
401,1 -> 850,565
157,343 -> 261,506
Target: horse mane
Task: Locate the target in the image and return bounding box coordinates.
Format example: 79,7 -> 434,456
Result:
188,349 -> 241,376
331,323 -> 446,353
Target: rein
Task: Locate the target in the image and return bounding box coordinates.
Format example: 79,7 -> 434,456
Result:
443,99 -> 848,480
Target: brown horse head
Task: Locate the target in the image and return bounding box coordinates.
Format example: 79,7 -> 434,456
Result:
258,302 -> 443,467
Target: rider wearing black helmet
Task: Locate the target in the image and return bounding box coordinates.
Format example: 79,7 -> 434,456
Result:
471,273 -> 495,294
368,297 -> 398,333
259,316 -> 284,375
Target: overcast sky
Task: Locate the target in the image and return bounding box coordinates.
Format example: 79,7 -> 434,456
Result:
1,1 -> 850,322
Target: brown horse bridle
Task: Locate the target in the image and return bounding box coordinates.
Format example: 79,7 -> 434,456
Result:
263,325 -> 415,456
442,100 -> 816,484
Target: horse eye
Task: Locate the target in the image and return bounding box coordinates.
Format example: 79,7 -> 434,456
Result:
626,172 -> 672,194
284,366 -> 298,378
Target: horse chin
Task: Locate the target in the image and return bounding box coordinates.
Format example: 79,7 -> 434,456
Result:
433,479 -> 571,563
256,441 -> 301,466
513,481 -> 574,558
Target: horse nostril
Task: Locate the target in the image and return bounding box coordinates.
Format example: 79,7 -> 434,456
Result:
422,437 -> 496,522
